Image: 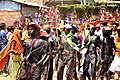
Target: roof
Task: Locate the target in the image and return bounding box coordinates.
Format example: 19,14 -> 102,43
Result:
12,0 -> 49,8
107,1 -> 120,3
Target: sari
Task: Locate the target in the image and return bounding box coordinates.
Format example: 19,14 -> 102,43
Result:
0,29 -> 22,80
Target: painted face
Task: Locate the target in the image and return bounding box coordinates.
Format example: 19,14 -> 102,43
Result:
112,24 -> 117,31
96,27 -> 100,31
28,26 -> 35,35
90,28 -> 95,36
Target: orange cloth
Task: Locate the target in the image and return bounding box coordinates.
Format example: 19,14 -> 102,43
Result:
88,21 -> 97,27
99,19 -> 105,23
106,18 -> 115,22
0,29 -> 22,69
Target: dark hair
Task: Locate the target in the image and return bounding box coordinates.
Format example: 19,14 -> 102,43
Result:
53,28 -> 61,36
112,22 -> 119,27
72,25 -> 79,32
7,26 -> 15,32
101,22 -> 107,26
0,23 -> 6,30
17,27 -> 23,30
103,29 -> 112,37
25,15 -> 29,18
14,21 -> 19,25
91,27 -> 96,31
28,25 -> 38,30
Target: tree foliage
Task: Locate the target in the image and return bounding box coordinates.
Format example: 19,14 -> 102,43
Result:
57,3 -> 120,18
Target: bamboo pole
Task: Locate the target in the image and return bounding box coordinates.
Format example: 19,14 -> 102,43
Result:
55,8 -> 60,46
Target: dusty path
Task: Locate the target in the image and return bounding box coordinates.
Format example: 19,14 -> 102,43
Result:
0,59 -> 69,80
0,60 -> 115,80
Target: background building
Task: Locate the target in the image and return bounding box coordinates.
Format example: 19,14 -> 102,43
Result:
0,0 -> 47,26
44,0 -> 81,6
44,0 -> 120,7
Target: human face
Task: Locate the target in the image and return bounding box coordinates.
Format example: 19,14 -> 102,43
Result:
25,18 -> 29,26
71,28 -> 76,34
35,13 -> 38,18
64,28 -> 70,34
112,24 -> 117,31
11,30 -> 14,33
28,26 -> 35,35
96,27 -> 100,31
90,29 -> 95,36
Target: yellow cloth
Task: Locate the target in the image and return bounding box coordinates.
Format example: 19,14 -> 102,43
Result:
115,41 -> 120,57
21,30 -> 29,40
9,54 -> 21,80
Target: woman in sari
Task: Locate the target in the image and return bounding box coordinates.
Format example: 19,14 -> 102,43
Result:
8,29 -> 23,80
0,28 -> 23,80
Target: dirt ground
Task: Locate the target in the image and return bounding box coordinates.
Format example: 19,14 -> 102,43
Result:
0,60 -> 115,80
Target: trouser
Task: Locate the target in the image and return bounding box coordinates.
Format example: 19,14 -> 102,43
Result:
74,52 -> 79,80
55,54 -> 60,71
41,62 -> 49,80
77,52 -> 81,71
57,54 -> 75,80
2,55 -> 10,73
1,44 -> 8,72
18,63 -> 41,80
30,65 -> 41,80
82,52 -> 97,80
41,57 -> 53,80
48,58 -> 53,80
100,55 -> 113,80
79,48 -> 87,75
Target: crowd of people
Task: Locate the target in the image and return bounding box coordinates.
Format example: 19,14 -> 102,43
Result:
0,6 -> 120,80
